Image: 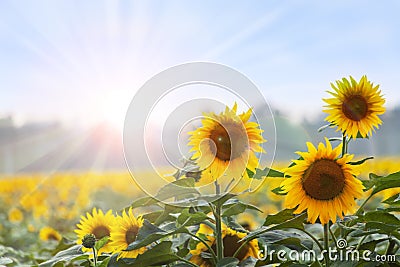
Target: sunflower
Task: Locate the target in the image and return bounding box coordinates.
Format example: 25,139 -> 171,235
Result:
323,75 -> 385,139
39,226 -> 62,242
190,223 -> 260,266
188,103 -> 265,185
8,207 -> 23,223
109,208 -> 146,259
75,208 -> 115,254
281,139 -> 364,225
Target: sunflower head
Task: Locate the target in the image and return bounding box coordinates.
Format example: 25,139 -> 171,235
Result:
188,103 -> 266,186
8,207 -> 24,223
190,223 -> 260,266
39,226 -> 62,242
281,138 -> 364,225
109,208 -> 146,259
75,208 -> 115,254
82,234 -> 96,249
323,75 -> 385,139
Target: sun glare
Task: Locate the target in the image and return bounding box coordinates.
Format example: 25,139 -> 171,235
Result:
98,90 -> 133,131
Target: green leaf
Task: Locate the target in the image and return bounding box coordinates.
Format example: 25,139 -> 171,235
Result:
154,205 -> 184,225
263,209 -> 296,226
381,206 -> 400,212
97,256 -> 111,267
274,237 -> 311,251
176,248 -> 190,258
269,213 -> 306,231
244,213 -> 306,241
124,241 -> 180,267
348,157 -> 374,165
288,156 -> 303,168
356,131 -> 368,139
383,193 -> 400,205
329,137 -> 343,142
362,171 -> 400,196
318,123 -> 335,132
126,220 -> 189,251
130,196 -> 158,208
107,254 -> 129,267
247,167 -> 284,179
216,257 -> 239,267
95,236 -> 109,251
126,220 -> 166,251
142,211 -> 164,222
358,238 -> 388,251
222,202 -> 247,217
38,245 -> 86,267
51,237 -> 76,256
365,222 -> 400,239
261,230 -> 313,250
201,193 -> 237,207
155,178 -> 200,201
222,201 -> 262,217
177,209 -> 208,226
271,186 -> 287,196
363,211 -> 400,226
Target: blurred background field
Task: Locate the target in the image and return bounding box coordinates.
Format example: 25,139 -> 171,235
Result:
1,157 -> 399,252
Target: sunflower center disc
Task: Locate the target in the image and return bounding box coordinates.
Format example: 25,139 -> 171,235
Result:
125,226 -> 139,244
48,233 -> 59,241
209,122 -> 248,161
302,159 -> 345,200
342,95 -> 368,121
92,225 -> 110,239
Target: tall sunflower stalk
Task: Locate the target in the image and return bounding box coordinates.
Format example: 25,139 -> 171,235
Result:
188,103 -> 266,264
279,75 -> 386,266
323,76 -> 386,222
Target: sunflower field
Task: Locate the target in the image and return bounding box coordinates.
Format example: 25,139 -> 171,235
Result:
1,75 -> 400,267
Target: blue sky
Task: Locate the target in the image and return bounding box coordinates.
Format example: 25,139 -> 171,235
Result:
1,0 -> 399,128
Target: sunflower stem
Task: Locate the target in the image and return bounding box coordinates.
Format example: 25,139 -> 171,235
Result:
341,134 -> 347,156
355,194 -> 373,216
214,180 -> 224,262
340,134 -> 347,239
323,223 -> 330,267
187,232 -> 217,265
385,237 -> 395,256
232,238 -> 249,259
299,229 -> 324,252
328,225 -> 338,249
224,178 -> 235,192
92,247 -> 97,267
215,203 -> 224,262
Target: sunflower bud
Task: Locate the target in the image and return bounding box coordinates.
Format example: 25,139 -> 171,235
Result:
82,233 -> 96,248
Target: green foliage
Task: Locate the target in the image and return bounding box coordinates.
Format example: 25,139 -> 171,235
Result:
247,167 -> 284,179
347,156 -> 374,165
382,193 -> 400,205
271,186 -> 287,195
363,171 -> 400,196
37,245 -> 86,267
263,209 -> 297,226
95,236 -> 109,251
109,242 -> 181,267
318,123 -> 335,132
155,178 -> 200,202
30,153 -> 400,267
244,211 -> 307,242
216,257 -> 239,266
